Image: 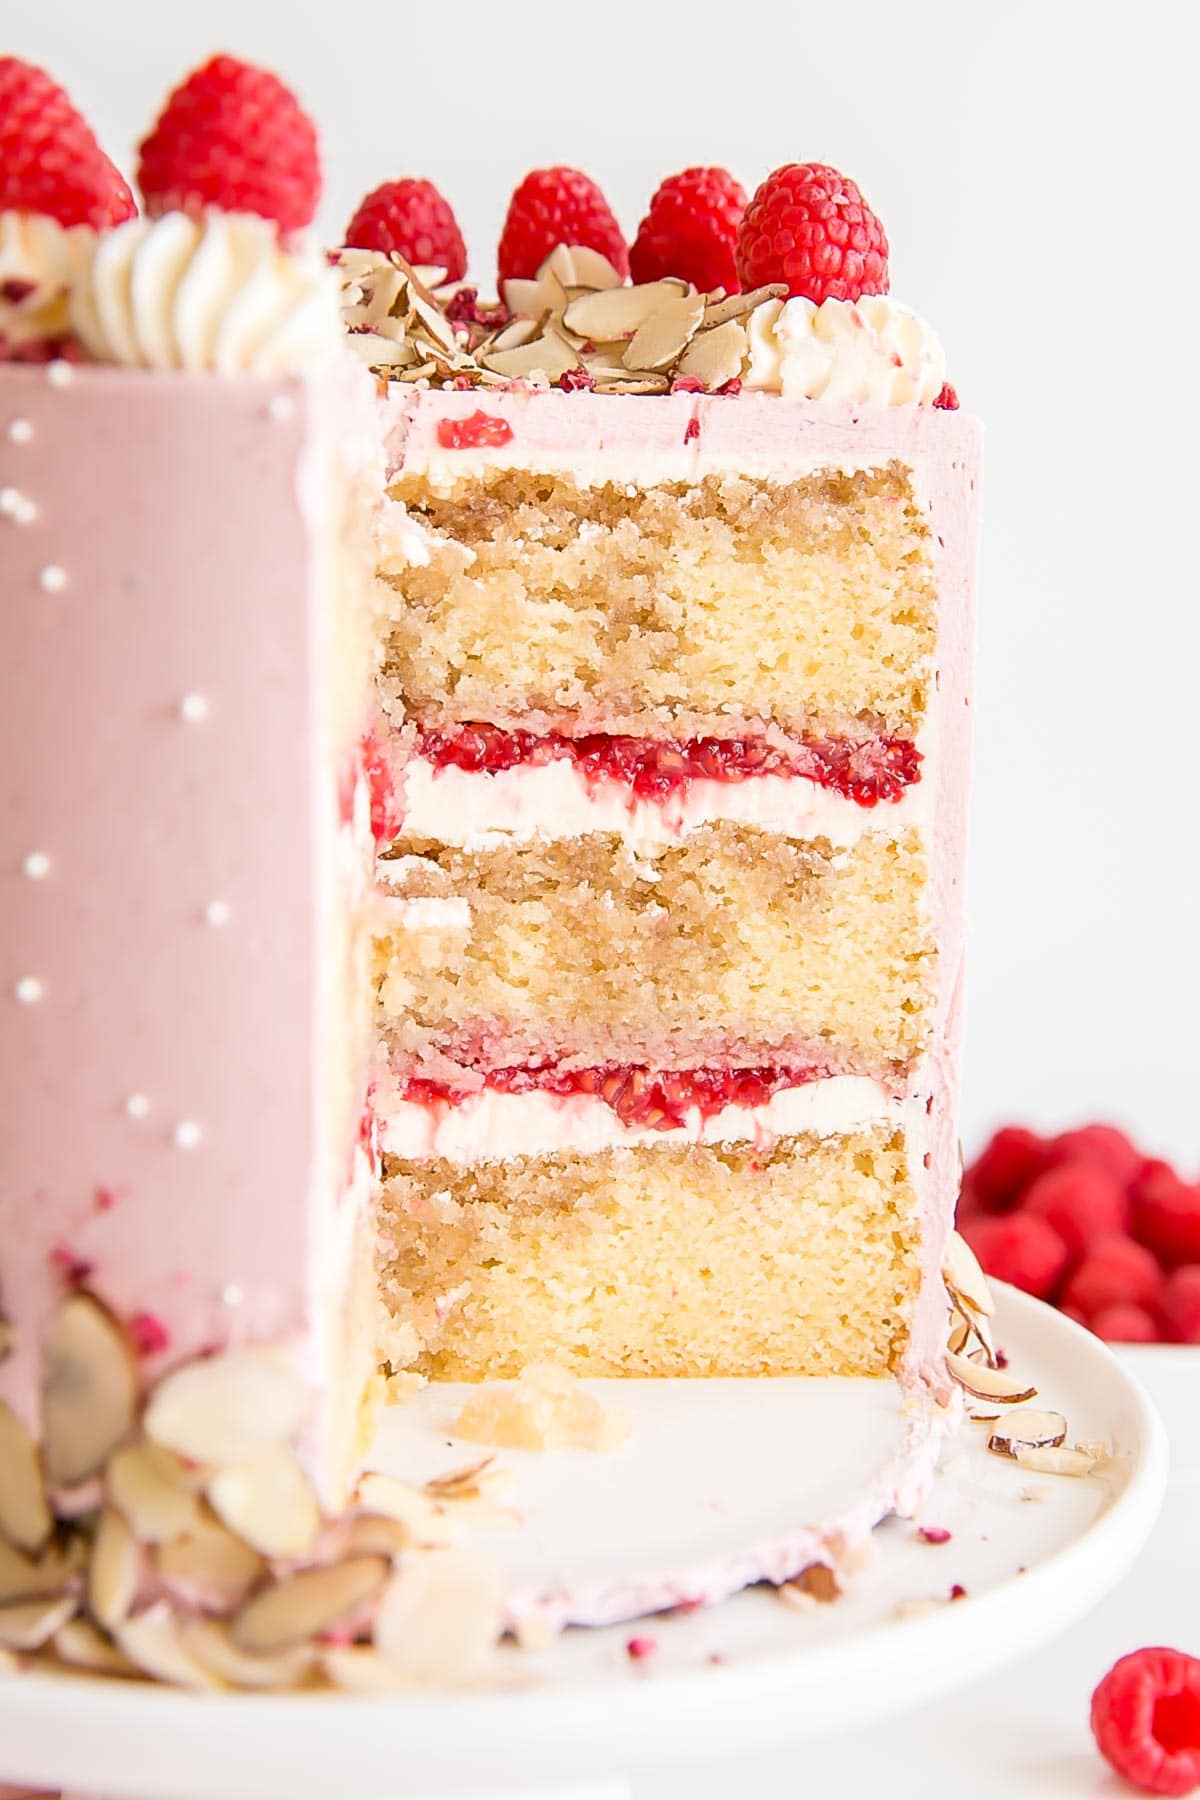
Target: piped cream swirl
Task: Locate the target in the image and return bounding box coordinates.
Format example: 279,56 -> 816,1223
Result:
0,211 -> 96,353
70,210 -> 339,374
745,294 -> 946,405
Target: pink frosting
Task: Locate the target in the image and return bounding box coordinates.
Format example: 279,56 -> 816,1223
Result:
0,363 -> 373,1435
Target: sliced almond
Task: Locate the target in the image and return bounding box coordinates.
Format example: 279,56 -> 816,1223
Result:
115,1603 -> 222,1689
623,292 -> 706,372
207,1451 -> 320,1559
425,1457 -> 499,1501
156,1518 -> 265,1613
42,1294 -> 137,1485
180,1616 -> 315,1690
480,330 -> 578,382
587,370 -> 672,394
373,1549 -> 504,1683
551,245 -> 623,291
107,1442 -> 201,1543
356,1473 -> 452,1546
675,318 -> 747,388
0,1402 -> 51,1552
947,1309 -> 972,1356
339,1514 -> 412,1562
231,1555 -> 389,1655
144,1346 -> 307,1467
486,316 -> 541,353
0,1591 -> 76,1650
946,1349 -> 1037,1405
563,281 -> 687,342
88,1507 -> 140,1630
0,1536 -> 53,1604
701,283 -> 787,329
1013,1444 -> 1098,1479
987,1410 -> 1069,1460
54,1615 -> 138,1677
943,1231 -> 995,1317
778,1563 -> 840,1607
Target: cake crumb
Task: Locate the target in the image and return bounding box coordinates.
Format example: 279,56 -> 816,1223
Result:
452,1362 -> 631,1453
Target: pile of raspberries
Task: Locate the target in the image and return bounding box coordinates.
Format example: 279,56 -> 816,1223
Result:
959,1123 -> 1200,1345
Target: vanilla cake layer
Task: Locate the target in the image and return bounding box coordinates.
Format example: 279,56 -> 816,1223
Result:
374,825 -> 933,1079
382,463 -> 936,742
377,1127 -> 921,1380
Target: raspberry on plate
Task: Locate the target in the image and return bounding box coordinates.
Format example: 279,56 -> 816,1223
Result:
959,1212 -> 1069,1301
735,162 -> 888,304
497,166 -> 628,287
345,179 -> 467,284
1091,1646 -> 1200,1795
1048,1122 -> 1144,1185
0,55 -> 135,229
1132,1162 -> 1200,1268
137,54 -> 320,233
1062,1234 -> 1163,1321
1161,1267 -> 1200,1345
1091,1303 -> 1160,1344
629,166 -> 747,295
965,1125 -> 1053,1214
1023,1162 -> 1130,1260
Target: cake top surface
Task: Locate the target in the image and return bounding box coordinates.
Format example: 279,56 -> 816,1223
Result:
0,50 -> 959,412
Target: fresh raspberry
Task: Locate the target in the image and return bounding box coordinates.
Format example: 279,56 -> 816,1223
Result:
1132,1163 -> 1200,1268
1091,1647 -> 1200,1795
1049,1123 -> 1145,1186
344,179 -> 467,282
735,162 -> 888,304
1023,1163 -> 1129,1260
0,56 -> 135,229
1063,1234 -> 1163,1321
629,166 -> 747,295
966,1125 -> 1053,1214
497,166 -> 628,287
960,1212 -> 1069,1301
1092,1304 -> 1161,1344
1161,1268 -> 1200,1345
933,383 -> 959,410
137,55 -> 320,234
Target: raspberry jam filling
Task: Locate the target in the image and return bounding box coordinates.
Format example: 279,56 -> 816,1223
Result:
398,1063 -> 831,1132
416,725 -> 921,807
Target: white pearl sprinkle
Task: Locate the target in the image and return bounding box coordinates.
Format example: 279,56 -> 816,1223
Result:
46,359 -> 74,388
0,486 -> 36,525
125,1093 -> 150,1119
7,419 -> 33,445
204,899 -> 231,927
173,1120 -> 202,1150
267,393 -> 295,422
38,564 -> 67,593
179,694 -> 208,723
22,851 -> 50,880
14,977 -> 43,1005
221,1283 -> 245,1308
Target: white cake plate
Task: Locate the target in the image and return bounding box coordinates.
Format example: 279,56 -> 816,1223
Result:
0,1288 -> 1167,1800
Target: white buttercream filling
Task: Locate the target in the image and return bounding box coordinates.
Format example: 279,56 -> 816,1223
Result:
397,757 -> 930,849
381,1074 -> 912,1163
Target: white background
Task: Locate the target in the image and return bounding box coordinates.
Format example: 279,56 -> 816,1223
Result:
16,0 -> 1200,1167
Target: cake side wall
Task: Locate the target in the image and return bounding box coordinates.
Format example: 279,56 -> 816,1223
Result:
0,366 -> 334,1429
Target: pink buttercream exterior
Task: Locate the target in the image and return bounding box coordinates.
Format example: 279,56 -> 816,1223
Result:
0,363 -> 373,1449
383,388 -> 982,1397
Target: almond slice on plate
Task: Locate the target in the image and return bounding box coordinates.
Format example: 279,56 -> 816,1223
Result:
107,1442 -> 201,1544
1014,1444 -> 1098,1478
115,1603 -> 223,1690
53,1614 -> 138,1678
987,1410 -> 1069,1459
943,1231 -> 996,1317
180,1616 -> 315,1690
155,1518 -> 265,1613
945,1349 -> 1037,1405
